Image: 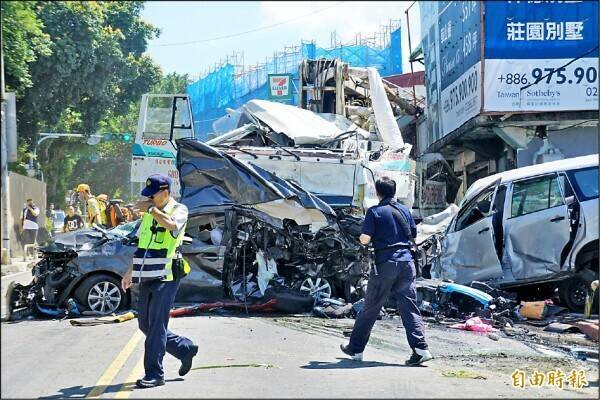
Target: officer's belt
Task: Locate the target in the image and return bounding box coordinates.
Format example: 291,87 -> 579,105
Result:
374,243 -> 411,254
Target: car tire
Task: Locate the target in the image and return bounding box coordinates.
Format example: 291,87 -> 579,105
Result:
74,274 -> 126,315
559,269 -> 595,312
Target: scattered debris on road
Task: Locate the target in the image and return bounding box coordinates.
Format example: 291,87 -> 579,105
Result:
70,311 -> 136,326
190,363 -> 276,371
441,370 -> 487,380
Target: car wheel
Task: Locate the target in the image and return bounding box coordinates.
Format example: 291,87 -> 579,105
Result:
74,274 -> 125,315
559,270 -> 594,312
299,277 -> 335,300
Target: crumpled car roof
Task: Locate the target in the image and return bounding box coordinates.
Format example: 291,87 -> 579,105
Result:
241,100 -> 369,145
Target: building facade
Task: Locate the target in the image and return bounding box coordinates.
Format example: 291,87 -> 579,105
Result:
417,0 -> 598,204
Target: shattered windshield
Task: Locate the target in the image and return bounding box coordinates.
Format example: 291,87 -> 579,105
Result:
108,220 -> 140,237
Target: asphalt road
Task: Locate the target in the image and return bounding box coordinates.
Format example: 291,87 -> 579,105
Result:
1,273 -> 598,398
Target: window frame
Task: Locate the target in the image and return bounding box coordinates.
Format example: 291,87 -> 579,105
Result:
454,186 -> 497,232
566,166 -> 599,202
508,172 -> 566,219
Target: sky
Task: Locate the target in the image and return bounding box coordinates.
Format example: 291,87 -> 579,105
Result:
141,1 -> 422,80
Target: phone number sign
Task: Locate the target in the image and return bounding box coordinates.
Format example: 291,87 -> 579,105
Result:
483,1 -> 599,112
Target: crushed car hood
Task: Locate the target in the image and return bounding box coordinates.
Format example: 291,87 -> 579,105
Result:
41,230 -> 105,252
177,139 -> 335,230
40,222 -> 139,252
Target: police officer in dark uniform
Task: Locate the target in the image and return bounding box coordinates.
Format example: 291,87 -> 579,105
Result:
122,174 -> 198,388
341,177 -> 432,365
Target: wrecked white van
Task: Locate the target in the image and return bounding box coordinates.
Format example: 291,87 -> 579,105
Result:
433,155 -> 598,311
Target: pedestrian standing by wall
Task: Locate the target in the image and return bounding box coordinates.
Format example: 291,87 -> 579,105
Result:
76,184 -> 101,226
63,205 -> 85,232
340,177 -> 432,366
121,174 -> 198,388
21,198 -> 40,249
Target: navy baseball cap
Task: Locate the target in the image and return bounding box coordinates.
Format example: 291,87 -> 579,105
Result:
141,174 -> 171,197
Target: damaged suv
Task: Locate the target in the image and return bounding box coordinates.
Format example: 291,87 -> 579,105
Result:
434,155 -> 598,311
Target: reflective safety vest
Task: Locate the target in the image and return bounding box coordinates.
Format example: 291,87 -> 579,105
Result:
132,200 -> 186,284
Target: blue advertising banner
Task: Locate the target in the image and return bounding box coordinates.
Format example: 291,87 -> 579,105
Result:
484,0 -> 599,111
419,1 -> 442,143
439,1 -> 482,135
485,0 -> 598,60
420,1 -> 483,141
440,1 -> 482,90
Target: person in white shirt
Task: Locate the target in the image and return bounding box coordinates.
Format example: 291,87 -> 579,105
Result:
21,198 -> 41,247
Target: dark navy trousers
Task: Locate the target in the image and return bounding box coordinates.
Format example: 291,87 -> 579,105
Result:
348,260 -> 428,353
136,279 -> 194,380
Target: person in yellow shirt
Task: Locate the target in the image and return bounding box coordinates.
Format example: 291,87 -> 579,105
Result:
76,184 -> 101,226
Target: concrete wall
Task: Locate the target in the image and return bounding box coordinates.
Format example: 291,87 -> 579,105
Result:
517,126 -> 599,168
7,172 -> 47,257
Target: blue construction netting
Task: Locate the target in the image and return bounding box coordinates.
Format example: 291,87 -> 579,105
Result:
187,27 -> 402,141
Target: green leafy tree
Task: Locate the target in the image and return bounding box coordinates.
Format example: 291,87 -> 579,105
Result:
151,72 -> 191,94
18,2 -> 161,144
1,1 -> 52,93
1,1 -> 162,205
2,3 -> 194,206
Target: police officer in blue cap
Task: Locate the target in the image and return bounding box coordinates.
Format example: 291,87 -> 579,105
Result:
122,173 -> 198,388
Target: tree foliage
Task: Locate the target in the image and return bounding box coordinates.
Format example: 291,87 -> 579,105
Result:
1,1 -> 52,93
16,1 -> 162,144
1,1 -> 165,205
151,72 -> 191,94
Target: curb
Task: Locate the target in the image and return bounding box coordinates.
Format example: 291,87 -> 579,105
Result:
1,260 -> 37,277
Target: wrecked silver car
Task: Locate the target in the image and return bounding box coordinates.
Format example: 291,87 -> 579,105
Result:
433,155 -> 599,311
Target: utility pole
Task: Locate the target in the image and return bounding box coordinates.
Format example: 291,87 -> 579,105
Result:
1,25 -> 11,264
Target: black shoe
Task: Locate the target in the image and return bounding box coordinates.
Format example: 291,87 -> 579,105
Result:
179,344 -> 199,376
340,344 -> 363,361
135,378 -> 165,388
405,348 -> 433,366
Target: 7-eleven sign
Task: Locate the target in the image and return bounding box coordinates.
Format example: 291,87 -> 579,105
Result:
268,74 -> 293,100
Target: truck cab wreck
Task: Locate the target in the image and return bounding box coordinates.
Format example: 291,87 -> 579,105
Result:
207,59 -> 419,215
